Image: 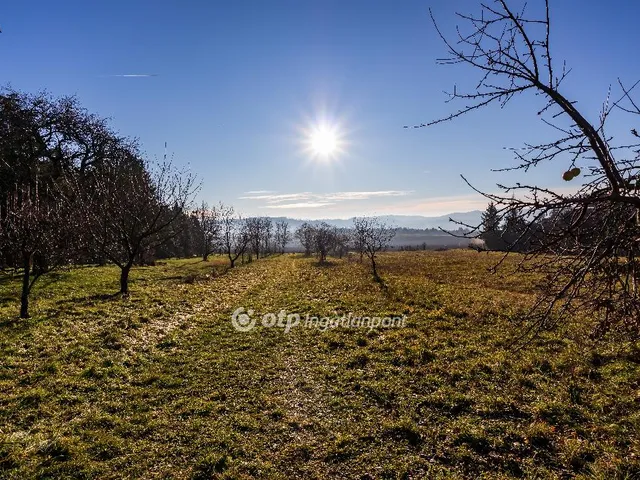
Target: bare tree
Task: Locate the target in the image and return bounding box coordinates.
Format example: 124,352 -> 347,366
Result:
193,201 -> 220,261
219,204 -> 249,268
274,220 -> 292,254
422,0 -> 640,336
0,183 -> 79,317
353,217 -> 396,281
80,150 -> 197,294
311,222 -> 335,264
352,226 -> 366,262
0,90 -> 93,317
261,217 -> 273,256
295,222 -> 314,256
245,217 -> 272,260
332,228 -> 351,259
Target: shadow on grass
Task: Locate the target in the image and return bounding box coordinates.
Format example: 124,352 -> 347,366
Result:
159,275 -> 187,281
166,258 -> 224,269
373,275 -> 391,292
0,271 -> 68,287
0,274 -> 17,286
0,313 -> 45,331
160,265 -> 232,284
315,260 -> 338,268
55,292 -> 122,307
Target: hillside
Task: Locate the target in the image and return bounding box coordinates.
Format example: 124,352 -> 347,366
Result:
268,211 -> 483,231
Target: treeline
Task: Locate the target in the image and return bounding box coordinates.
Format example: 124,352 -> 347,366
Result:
473,202 -> 553,252
474,201 -> 623,255
472,202 -> 533,252
183,205 -> 293,267
159,210 -> 398,280
295,218 -> 395,280
0,89 -> 298,317
394,227 -> 470,235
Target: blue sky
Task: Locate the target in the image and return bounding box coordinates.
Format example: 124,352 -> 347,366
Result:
1,1 -> 638,218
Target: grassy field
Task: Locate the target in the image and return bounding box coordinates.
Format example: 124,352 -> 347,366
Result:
1,251 -> 639,479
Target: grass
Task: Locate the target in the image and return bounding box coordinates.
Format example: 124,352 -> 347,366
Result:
0,251 -> 639,479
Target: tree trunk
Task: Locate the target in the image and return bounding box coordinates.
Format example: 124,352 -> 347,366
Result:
120,264 -> 132,294
203,253 -> 209,262
371,257 -> 379,281
20,252 -> 31,319
230,257 -> 235,268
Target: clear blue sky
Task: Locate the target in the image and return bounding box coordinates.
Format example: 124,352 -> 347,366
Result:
1,1 -> 638,218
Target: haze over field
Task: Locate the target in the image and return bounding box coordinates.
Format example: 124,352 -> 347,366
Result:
265,211 -> 482,230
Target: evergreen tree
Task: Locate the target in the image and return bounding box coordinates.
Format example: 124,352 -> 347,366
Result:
480,202 -> 504,250
481,202 -> 500,233
502,208 -> 528,252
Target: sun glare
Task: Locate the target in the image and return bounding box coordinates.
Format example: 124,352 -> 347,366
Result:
310,127 -> 338,156
305,122 -> 345,160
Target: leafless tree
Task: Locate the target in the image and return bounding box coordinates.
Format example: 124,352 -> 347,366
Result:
421,0 -> 640,336
219,204 -> 249,268
247,217 -> 259,259
274,220 -> 292,254
352,228 -> 366,263
246,217 -> 272,259
332,228 -> 352,259
80,150 -> 197,294
193,201 -> 220,261
353,217 -> 396,281
0,183 -> 79,317
311,222 -> 336,264
0,90 -> 94,317
295,222 -> 314,256
261,217 -> 273,256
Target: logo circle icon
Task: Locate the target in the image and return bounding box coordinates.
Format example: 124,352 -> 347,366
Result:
231,307 -> 256,332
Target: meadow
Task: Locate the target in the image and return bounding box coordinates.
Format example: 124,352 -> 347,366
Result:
0,251 -> 639,479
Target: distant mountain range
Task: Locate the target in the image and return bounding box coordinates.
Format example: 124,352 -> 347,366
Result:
268,211 -> 483,231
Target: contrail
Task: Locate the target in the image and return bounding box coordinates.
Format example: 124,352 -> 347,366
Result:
101,74 -> 159,78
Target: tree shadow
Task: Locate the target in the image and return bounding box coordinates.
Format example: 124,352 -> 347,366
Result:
159,275 -> 185,281
0,275 -> 17,286
55,292 -> 121,306
315,260 -> 337,268
374,275 -> 390,291
0,316 -> 28,331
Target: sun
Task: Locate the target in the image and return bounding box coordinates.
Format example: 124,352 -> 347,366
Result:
305,122 -> 345,160
310,126 -> 338,156
298,112 -> 348,162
